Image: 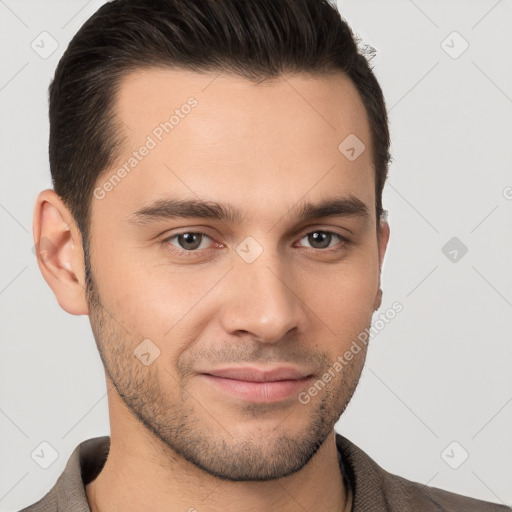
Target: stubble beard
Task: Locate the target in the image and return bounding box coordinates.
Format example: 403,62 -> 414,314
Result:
85,260 -> 367,482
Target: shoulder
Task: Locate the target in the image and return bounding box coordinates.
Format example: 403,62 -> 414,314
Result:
336,434 -> 511,512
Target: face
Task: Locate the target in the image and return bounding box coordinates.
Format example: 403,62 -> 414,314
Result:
85,69 -> 388,481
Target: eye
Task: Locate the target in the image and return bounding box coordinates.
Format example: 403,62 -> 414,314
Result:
161,229 -> 349,257
164,232 -> 213,252
297,231 -> 348,250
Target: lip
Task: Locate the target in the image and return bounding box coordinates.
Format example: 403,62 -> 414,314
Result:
200,366 -> 314,403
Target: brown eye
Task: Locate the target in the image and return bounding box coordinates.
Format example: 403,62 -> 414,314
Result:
165,232 -> 211,251
177,233 -> 203,250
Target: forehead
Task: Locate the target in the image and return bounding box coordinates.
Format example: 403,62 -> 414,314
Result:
93,68 -> 375,228
114,68 -> 371,155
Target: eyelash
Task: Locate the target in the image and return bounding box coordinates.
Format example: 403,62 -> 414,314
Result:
160,230 -> 350,258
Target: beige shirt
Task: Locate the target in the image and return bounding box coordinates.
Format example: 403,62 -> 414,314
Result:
19,434 -> 511,512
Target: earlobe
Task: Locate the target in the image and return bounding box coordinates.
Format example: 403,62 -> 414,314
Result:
378,216 -> 390,270
33,189 -> 89,316
373,288 -> 383,311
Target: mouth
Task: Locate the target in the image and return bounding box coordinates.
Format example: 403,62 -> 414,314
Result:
199,366 -> 314,403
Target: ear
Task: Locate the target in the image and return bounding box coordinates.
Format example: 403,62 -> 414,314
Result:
33,189 -> 89,315
374,214 -> 390,311
377,214 -> 390,270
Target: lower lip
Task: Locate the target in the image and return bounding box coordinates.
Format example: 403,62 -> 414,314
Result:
201,375 -> 312,403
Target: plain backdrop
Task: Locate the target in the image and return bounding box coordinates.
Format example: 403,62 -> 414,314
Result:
1,0 -> 511,510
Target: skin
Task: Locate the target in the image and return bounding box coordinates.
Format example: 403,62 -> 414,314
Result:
33,69 -> 389,512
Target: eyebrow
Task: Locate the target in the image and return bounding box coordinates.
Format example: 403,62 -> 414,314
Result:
128,195 -> 370,226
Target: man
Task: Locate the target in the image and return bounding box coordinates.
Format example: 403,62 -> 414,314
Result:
23,0 -> 510,510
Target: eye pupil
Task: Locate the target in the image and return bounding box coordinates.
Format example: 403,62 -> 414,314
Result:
178,233 -> 202,250
308,231 -> 331,249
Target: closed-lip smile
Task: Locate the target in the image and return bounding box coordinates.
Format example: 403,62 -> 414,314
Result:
200,366 -> 314,403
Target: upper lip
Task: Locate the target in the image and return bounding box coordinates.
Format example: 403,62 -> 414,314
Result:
203,366 -> 313,382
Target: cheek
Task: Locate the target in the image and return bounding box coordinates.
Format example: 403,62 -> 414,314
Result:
294,252 -> 379,338
94,251 -> 225,349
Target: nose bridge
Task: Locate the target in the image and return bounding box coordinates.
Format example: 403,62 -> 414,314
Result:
219,247 -> 305,342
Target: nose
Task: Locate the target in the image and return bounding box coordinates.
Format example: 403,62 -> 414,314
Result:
218,255 -> 307,344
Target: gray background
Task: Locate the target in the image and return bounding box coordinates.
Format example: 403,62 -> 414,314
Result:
1,0 -> 511,510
